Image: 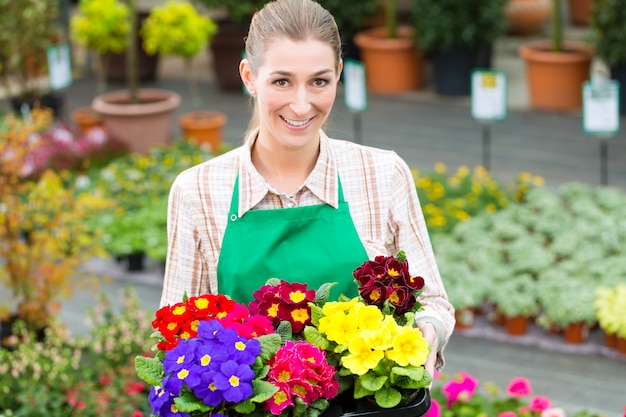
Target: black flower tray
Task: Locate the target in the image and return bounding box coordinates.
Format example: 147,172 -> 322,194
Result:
322,389 -> 431,417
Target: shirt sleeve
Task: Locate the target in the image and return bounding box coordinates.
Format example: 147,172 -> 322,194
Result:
160,172 -> 212,307
387,154 -> 456,369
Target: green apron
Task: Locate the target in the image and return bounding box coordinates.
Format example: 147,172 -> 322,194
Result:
217,175 -> 369,304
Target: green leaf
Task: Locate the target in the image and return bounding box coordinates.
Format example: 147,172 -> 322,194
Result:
390,365 -> 424,382
353,378 -> 374,399
175,390 -> 211,412
249,379 -> 279,403
134,356 -> 163,386
303,326 -> 329,350
257,333 -> 282,361
276,320 -> 293,342
360,372 -> 388,391
396,250 -> 407,262
234,398 -> 256,414
266,277 -> 282,286
315,282 -> 336,304
374,386 -> 402,408
309,304 -> 324,327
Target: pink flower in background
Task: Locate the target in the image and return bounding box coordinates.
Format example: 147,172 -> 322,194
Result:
442,371 -> 478,407
541,408 -> 567,417
424,398 -> 441,417
507,376 -> 532,398
530,395 -> 552,412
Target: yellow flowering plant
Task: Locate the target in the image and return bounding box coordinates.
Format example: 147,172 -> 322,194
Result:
304,252 -> 432,410
413,163 -> 544,234
0,109 -> 115,332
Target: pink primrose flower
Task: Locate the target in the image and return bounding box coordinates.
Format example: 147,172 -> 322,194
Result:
442,371 -> 478,408
530,396 -> 551,412
507,377 -> 532,398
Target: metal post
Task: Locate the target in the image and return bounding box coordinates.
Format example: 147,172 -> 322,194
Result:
600,137 -> 609,186
482,123 -> 491,171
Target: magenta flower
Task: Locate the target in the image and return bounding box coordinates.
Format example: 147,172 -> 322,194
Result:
441,371 -> 478,408
424,398 -> 441,417
530,395 -> 552,412
507,377 -> 532,398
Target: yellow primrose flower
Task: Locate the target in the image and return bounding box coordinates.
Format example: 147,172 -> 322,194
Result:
355,303 -> 384,331
386,327 -> 430,367
341,335 -> 385,376
360,315 -> 397,351
318,309 -> 359,346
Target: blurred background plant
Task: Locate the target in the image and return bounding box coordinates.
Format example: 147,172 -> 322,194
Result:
0,109 -> 115,332
413,163 -> 543,234
83,140 -> 216,266
427,370 -> 603,417
141,0 -> 217,106
70,0 -> 131,92
433,182 -> 626,340
0,0 -> 63,111
0,287 -> 152,416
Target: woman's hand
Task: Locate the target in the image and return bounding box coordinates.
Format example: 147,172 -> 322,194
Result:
416,321 -> 438,389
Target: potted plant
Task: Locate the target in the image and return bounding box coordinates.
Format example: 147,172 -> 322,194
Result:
590,0 -> 626,115
537,278 -> 597,344
0,110 -> 115,334
141,0 -> 228,152
353,0 -> 423,93
518,0 -> 595,110
73,0 -> 183,154
0,0 -> 64,118
192,0 -> 269,91
411,0 -> 509,96
594,284 -> 626,350
490,274 -> 540,336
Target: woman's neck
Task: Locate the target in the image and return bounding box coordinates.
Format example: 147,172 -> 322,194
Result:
251,134 -> 320,195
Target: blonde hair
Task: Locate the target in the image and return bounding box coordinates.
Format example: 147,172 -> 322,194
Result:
243,0 -> 342,139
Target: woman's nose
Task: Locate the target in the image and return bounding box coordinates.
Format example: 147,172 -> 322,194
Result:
289,86 -> 312,116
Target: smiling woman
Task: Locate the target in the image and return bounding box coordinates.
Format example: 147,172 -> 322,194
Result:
160,0 -> 455,393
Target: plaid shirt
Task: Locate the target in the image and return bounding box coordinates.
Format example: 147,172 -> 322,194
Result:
162,129 -> 455,366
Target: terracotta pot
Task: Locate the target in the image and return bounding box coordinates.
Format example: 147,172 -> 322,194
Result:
179,111 -> 228,152
505,315 -> 529,336
353,26 -> 423,93
92,88 -> 181,154
504,0 -> 553,36
563,322 -> 588,344
71,106 -> 103,134
519,40 -> 594,110
617,336 -> 626,356
605,331 -> 617,349
567,0 -> 593,26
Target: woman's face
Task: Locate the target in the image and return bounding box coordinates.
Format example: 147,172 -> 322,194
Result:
241,37 -> 341,151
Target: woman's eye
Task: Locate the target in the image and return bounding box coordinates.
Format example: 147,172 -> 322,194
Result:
274,79 -> 289,87
313,78 -> 328,87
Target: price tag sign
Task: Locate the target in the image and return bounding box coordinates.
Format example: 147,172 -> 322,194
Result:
583,80 -> 620,136
47,43 -> 72,91
343,59 -> 367,113
471,70 -> 507,122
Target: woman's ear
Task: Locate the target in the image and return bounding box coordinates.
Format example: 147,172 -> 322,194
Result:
337,58 -> 344,83
240,59 -> 256,96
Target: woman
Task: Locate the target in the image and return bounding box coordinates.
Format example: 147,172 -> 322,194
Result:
161,0 -> 454,374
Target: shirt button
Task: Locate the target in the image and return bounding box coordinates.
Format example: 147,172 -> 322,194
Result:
287,202 -> 295,208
